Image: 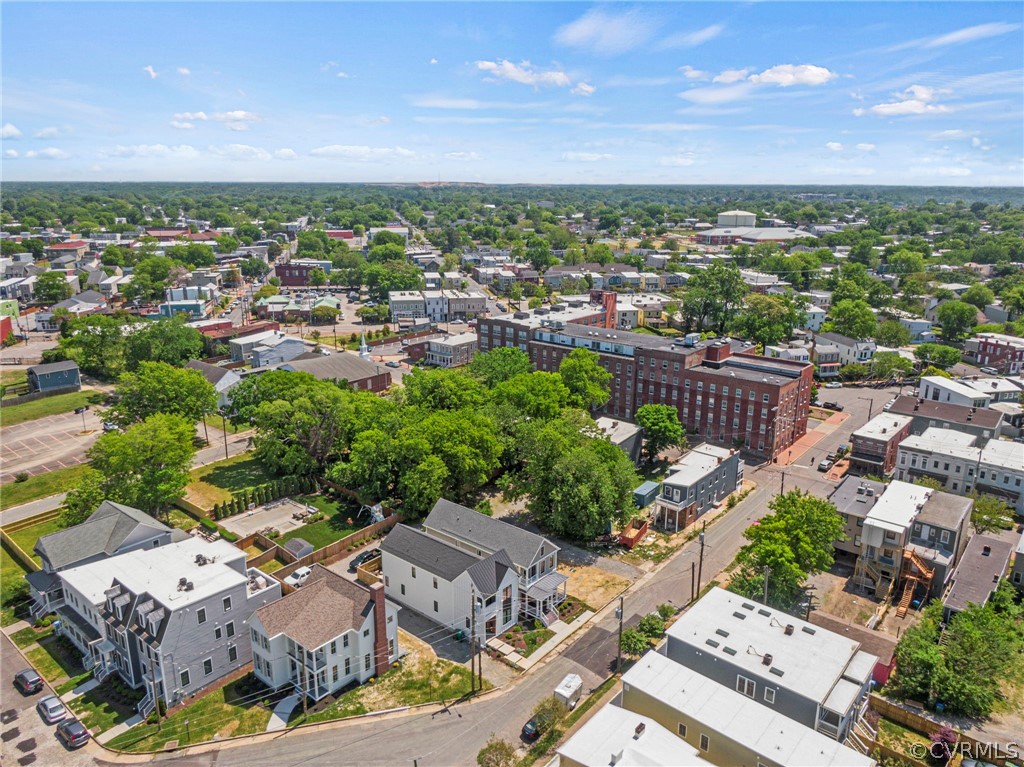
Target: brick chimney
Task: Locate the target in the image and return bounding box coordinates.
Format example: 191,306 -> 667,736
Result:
370,582 -> 390,677
705,341 -> 733,363
601,290 -> 618,329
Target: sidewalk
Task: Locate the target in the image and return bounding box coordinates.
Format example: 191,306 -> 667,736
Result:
487,611 -> 596,671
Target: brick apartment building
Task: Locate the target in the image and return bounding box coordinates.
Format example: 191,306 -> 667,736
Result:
964,332 -> 1024,375
848,413 -> 913,477
477,296 -> 813,459
275,259 -> 332,287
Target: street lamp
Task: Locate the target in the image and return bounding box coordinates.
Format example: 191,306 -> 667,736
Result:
857,396 -> 875,420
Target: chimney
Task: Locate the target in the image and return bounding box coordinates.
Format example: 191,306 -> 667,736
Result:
763,653 -> 773,665
634,723 -> 646,739
784,624 -> 795,635
371,582 -> 390,678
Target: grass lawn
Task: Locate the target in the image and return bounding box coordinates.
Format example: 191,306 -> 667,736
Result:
10,624 -> 54,649
260,558 -> 284,574
278,515 -> 361,550
184,453 -> 277,512
25,635 -> 86,683
0,464 -> 93,510
1,541 -> 31,625
876,717 -> 933,757
162,507 -> 198,532
498,624 -> 555,657
1,390 -> 102,426
68,678 -> 142,735
1,369 -> 27,397
7,516 -> 65,565
106,676 -> 272,752
205,413 -> 242,435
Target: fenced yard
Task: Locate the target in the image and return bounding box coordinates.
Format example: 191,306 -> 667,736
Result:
183,452 -> 278,512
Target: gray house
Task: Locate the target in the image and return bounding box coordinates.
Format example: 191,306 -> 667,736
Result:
185,360 -> 241,409
27,360 -> 81,393
26,501 -> 184,620
422,499 -> 566,625
655,445 -> 744,533
1012,531 -> 1024,591
942,534 -> 1014,620
251,336 -> 307,368
663,587 -> 877,741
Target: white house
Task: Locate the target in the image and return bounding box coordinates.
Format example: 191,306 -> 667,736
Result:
186,360 -> 242,408
817,332 -> 876,366
801,306 -> 827,332
380,525 -> 519,641
250,566 -> 399,701
920,376 -> 992,409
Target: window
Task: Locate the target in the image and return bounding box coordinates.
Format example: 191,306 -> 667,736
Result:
400,584 -> 406,595
433,600 -> 439,613
433,577 -> 438,589
203,658 -> 213,676
343,634 -> 349,648
699,734 -> 710,752
389,638 -> 395,656
215,626 -> 222,640
330,641 -> 337,654
223,596 -> 232,612
678,723 -> 687,737
228,645 -> 237,663
226,621 -> 235,638
332,667 -> 339,683
344,658 -> 351,675
363,628 -> 370,638
411,566 -> 417,578
940,530 -> 950,544
762,393 -> 769,402
736,675 -> 755,698
764,688 -> 776,704
180,669 -> 191,688
197,608 -> 207,625
364,654 -> 371,671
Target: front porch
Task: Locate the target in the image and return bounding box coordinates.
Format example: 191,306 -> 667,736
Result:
521,572 -> 568,627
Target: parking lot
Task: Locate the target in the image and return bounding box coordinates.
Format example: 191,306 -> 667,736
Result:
0,409 -> 104,484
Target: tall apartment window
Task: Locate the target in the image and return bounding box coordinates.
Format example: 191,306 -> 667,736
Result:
223,596 -> 232,612
228,645 -> 237,663
764,688 -> 776,704
203,658 -> 213,676
333,667 -> 340,683
401,584 -> 406,595
226,621 -> 235,638
678,723 -> 687,737
344,658 -> 351,675
433,600 -> 439,613
197,608 -> 207,625
215,627 -> 222,640
699,734 -> 710,751
180,670 -> 191,688
433,577 -> 438,589
411,566 -> 417,578
343,635 -> 349,648
364,654 -> 371,672
330,641 -> 337,654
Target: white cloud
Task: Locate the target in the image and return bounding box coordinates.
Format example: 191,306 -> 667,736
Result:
336,71 -> 351,79
933,167 -> 972,177
866,85 -> 951,116
429,58 -> 438,65
170,121 -> 194,130
679,82 -> 755,105
309,144 -> 418,161
680,66 -> 708,80
826,142 -> 844,151
174,111 -> 209,121
2,123 -> 23,139
365,115 -> 391,125
572,82 -> 597,97
101,144 -> 200,159
971,136 -> 994,150
177,67 -> 191,76
554,9 -> 657,55
274,148 -> 298,160
606,74 -> 675,87
33,127 -> 60,139
444,151 -> 482,161
213,110 -> 261,123
209,144 -> 272,161
172,110 -> 261,130
856,143 -> 876,151
713,68 -> 750,84
929,129 -> 972,140
3,149 -> 18,158
658,153 -> 696,167
749,64 -> 837,87
924,22 -> 1020,48
561,151 -> 614,162
320,61 -> 338,72
25,147 -> 70,160
475,60 -> 572,88
225,122 -> 250,132
143,65 -> 158,79
657,24 -> 724,49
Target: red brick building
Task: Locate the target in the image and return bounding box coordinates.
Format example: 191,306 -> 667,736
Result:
275,259 -> 332,287
477,302 -> 813,459
964,332 -> 1024,375
849,413 -> 913,477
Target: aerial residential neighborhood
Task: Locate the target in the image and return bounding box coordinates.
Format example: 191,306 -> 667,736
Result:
1,3 -> 1023,767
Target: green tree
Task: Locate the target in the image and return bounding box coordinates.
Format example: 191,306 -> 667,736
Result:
913,343 -> 961,370
635,404 -> 686,463
839,362 -> 869,380
935,300 -> 979,341
872,352 -> 914,380
59,469 -> 106,527
476,737 -> 517,767
56,314 -> 130,378
34,271 -> 74,305
887,250 -> 926,278
108,361 -> 217,427
493,372 -> 571,420
310,305 -> 339,324
969,494 -> 1014,533
404,368 -> 485,411
920,365 -> 952,379
730,294 -> 805,347
637,613 -> 665,638
960,284 -> 994,310
559,348 -> 611,409
123,256 -> 177,302
240,257 -> 270,280
125,315 -> 204,369
307,267 -> 327,287
88,413 -> 197,514
875,320 -> 911,347
831,279 -> 867,304
829,299 -> 877,339
729,490 -> 844,609
619,627 -> 649,657
468,347 -> 533,387
397,455 -> 450,518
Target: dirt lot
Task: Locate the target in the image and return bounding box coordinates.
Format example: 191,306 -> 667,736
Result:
559,562 -> 630,611
807,565 -> 879,627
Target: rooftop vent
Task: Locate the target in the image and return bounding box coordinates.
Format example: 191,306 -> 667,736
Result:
716,628 -> 730,638
634,723 -> 646,739
763,653 -> 774,666
723,646 -> 737,656
769,667 -> 785,677
184,581 -> 194,591
802,626 -> 816,635
758,608 -> 771,617
733,611 -> 747,620
856,486 -> 865,495
784,624 -> 795,636
866,488 -> 875,497
982,545 -> 991,556
705,638 -> 720,648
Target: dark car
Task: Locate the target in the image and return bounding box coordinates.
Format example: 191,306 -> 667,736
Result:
348,548 -> 381,572
822,401 -> 845,412
56,718 -> 91,749
521,711 -> 555,742
14,668 -> 43,695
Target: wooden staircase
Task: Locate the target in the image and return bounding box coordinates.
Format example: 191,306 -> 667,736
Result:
896,581 -> 915,618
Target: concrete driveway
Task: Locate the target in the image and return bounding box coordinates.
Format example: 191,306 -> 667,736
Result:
397,608 -> 472,665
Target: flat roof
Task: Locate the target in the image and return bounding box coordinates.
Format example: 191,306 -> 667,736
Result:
664,445 -> 737,487
666,587 -> 874,705
623,653 -> 873,767
899,431 -> 981,462
852,414 -> 912,441
557,703 -> 711,767
887,395 -> 1003,427
828,476 -> 885,519
916,491 -> 972,530
922,376 -> 992,400
981,439 -> 1024,472
866,481 -> 931,534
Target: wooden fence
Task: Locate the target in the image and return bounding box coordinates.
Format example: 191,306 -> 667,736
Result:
0,529 -> 40,573
0,385 -> 81,407
273,515 -> 400,581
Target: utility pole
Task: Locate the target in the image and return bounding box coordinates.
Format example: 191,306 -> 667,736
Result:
616,596 -> 624,674
221,410 -> 230,459
780,470 -> 785,495
690,561 -> 696,604
470,587 -> 477,694
149,653 -> 162,731
763,566 -> 771,606
696,521 -> 707,598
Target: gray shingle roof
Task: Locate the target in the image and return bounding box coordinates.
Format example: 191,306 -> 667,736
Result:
186,359 -> 234,385
35,501 -> 172,571
466,550 -> 516,595
27,360 -> 79,376
380,524 -> 480,582
281,352 -> 382,382
423,499 -> 557,571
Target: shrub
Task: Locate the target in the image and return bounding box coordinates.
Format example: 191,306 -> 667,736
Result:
14,472 -> 29,483
929,726 -> 957,764
475,499 -> 494,517
620,627 -> 648,656
656,603 -> 676,621
200,517 -> 218,532
638,614 -> 665,638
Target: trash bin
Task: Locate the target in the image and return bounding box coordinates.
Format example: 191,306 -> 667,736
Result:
454,629 -> 465,641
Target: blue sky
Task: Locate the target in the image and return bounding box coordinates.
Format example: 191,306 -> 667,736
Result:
2,2 -> 1021,185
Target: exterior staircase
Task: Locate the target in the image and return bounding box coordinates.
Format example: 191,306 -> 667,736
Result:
896,581 -> 915,618
541,609 -> 559,627
137,693 -> 155,718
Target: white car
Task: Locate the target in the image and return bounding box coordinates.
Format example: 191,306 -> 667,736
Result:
284,566 -> 312,588
824,382 -> 843,389
979,367 -> 999,375
882,399 -> 896,411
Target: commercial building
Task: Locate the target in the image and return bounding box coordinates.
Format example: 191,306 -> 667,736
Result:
275,259 -> 332,287
886,395 -> 1003,441
662,587 -> 878,742
848,414 -> 913,477
425,332 -> 477,368
280,352 -> 392,393
388,291 -> 427,321
655,445 -> 744,532
477,300 -> 813,460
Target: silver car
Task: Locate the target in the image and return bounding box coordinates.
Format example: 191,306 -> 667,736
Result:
37,695 -> 68,724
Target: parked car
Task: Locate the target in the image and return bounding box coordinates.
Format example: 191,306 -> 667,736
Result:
55,718 -> 91,749
818,459 -> 834,472
979,367 -> 1000,375
102,422 -> 119,432
385,360 -> 401,368
36,695 -> 68,724
824,382 -> 843,389
521,711 -> 556,742
284,566 -> 313,588
13,668 -> 43,695
348,548 -> 381,573
822,401 -> 844,412
495,302 -> 507,312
